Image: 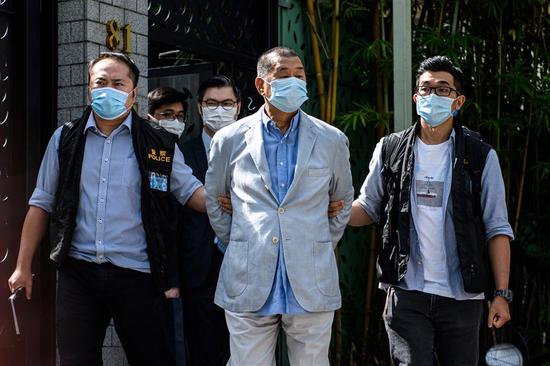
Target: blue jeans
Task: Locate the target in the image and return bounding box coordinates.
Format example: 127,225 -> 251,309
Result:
383,286 -> 483,366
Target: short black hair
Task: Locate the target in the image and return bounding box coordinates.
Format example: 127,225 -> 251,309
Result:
197,75 -> 241,103
147,86 -> 191,115
416,56 -> 465,94
257,47 -> 300,77
88,52 -> 140,87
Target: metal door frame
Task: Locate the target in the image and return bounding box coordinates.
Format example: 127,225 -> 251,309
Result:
0,0 -> 57,365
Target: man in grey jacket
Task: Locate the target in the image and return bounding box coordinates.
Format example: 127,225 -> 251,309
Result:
205,46 -> 354,365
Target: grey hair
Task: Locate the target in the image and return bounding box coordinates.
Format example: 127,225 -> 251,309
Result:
256,47 -> 301,77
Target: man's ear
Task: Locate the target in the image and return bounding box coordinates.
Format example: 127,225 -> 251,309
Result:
454,94 -> 466,111
236,102 -> 242,117
255,77 -> 266,96
412,93 -> 418,103
125,88 -> 136,104
196,103 -> 202,116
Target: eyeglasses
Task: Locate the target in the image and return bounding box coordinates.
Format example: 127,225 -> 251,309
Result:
157,111 -> 186,122
202,99 -> 238,111
416,86 -> 459,97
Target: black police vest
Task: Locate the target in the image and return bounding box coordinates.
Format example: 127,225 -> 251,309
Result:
378,122 -> 491,294
49,107 -> 179,293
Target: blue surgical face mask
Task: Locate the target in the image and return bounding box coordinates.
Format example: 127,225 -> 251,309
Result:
265,77 -> 308,113
91,87 -> 133,120
415,94 -> 456,127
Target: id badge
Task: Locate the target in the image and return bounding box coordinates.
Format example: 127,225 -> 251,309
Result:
149,172 -> 168,192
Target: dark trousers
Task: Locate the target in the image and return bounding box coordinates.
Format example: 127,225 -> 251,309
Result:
56,258 -> 174,366
166,298 -> 187,365
181,249 -> 229,366
383,286 -> 483,366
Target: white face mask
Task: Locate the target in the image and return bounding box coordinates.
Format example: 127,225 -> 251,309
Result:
159,119 -> 186,137
202,106 -> 238,132
148,114 -> 187,137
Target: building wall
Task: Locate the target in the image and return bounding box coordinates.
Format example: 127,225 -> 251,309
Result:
57,0 -> 148,124
56,1 -> 149,364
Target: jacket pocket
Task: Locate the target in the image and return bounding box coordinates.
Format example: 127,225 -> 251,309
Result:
314,241 -> 339,296
222,240 -> 248,297
308,167 -> 330,177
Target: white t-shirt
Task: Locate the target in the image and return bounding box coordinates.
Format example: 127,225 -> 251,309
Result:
412,137 -> 453,297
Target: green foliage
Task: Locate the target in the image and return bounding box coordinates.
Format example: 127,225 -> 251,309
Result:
339,102 -> 392,132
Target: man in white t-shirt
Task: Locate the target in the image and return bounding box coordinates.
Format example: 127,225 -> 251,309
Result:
349,56 -> 513,365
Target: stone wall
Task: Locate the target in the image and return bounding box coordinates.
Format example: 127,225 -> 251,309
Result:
57,0 -> 148,124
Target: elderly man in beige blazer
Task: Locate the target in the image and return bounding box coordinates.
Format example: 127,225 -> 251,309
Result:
205,46 -> 353,365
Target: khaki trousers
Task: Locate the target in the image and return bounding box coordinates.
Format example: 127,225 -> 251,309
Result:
225,310 -> 334,366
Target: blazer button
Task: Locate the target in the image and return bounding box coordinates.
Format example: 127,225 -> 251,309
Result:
272,236 -> 279,245
278,207 -> 285,214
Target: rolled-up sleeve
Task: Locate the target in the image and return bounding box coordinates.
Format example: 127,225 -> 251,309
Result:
480,149 -> 514,241
170,144 -> 203,205
355,137 -> 386,223
29,127 -> 63,213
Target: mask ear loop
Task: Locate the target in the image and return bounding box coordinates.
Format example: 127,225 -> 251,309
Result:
121,88 -> 138,118
121,89 -> 135,118
451,94 -> 462,118
259,78 -> 272,97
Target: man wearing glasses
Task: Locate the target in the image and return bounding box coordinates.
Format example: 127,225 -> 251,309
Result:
8,53 -> 206,366
176,75 -> 241,365
147,86 -> 193,140
348,56 -> 513,365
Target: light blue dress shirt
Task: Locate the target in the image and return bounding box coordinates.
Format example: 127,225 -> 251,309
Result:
29,112 -> 203,273
255,109 -> 308,316
356,129 -> 514,300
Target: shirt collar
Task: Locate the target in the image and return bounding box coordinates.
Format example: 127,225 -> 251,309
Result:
414,121 -> 456,145
84,111 -> 133,135
261,106 -> 300,134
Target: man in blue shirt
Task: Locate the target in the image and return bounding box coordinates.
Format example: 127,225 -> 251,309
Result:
350,56 -> 513,365
8,53 -> 205,366
205,47 -> 354,365
147,79 -> 241,365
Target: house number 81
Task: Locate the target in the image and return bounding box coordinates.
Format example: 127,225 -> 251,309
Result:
106,20 -> 132,54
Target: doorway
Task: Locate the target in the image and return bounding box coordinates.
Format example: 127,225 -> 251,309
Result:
0,1 -> 57,365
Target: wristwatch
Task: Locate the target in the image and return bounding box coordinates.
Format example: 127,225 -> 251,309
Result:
494,289 -> 513,303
